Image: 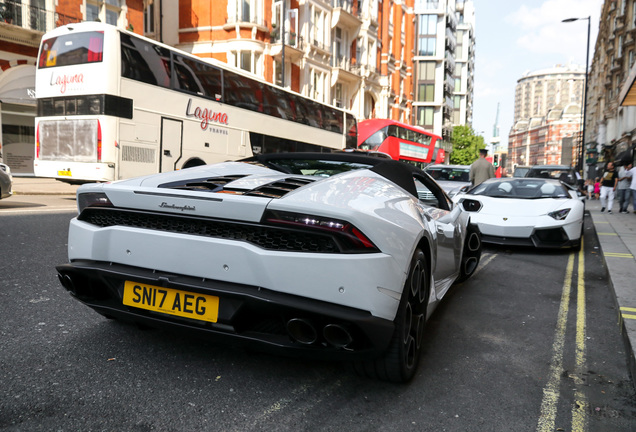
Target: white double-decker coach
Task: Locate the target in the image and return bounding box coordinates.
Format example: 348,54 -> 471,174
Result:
34,22 -> 357,183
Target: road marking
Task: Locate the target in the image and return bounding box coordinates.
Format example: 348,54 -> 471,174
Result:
572,242 -> 588,431
597,232 -> 617,236
536,253 -> 574,432
620,307 -> 636,320
537,241 -> 589,432
604,252 -> 634,258
471,252 -> 497,278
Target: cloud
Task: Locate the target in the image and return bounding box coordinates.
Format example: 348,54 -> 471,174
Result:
505,0 -> 602,61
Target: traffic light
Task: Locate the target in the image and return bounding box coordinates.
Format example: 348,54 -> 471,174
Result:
493,154 -> 499,167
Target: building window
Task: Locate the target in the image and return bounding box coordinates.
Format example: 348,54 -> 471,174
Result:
144,1 -> 155,34
417,61 -> 436,102
313,7 -> 327,48
231,51 -> 261,75
334,83 -> 343,108
230,0 -> 263,24
455,29 -> 464,59
310,69 -> 326,102
417,106 -> 435,128
86,0 -> 123,26
368,40 -> 377,72
417,15 -> 437,56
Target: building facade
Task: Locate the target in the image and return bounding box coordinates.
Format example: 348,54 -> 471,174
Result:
0,0 -> 475,174
508,64 -> 585,169
586,0 -> 636,174
411,0 -> 474,146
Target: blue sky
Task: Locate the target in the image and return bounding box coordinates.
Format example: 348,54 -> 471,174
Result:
472,0 -> 604,149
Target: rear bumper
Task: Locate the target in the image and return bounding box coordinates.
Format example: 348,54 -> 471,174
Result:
57,260 -> 395,360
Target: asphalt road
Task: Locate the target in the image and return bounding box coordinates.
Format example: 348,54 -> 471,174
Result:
1,200 -> 636,431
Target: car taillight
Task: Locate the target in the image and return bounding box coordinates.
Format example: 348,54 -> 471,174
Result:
36,123 -> 40,159
78,192 -> 113,213
97,120 -> 102,162
263,210 -> 379,252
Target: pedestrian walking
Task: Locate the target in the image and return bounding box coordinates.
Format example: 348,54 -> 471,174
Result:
469,149 -> 495,186
585,178 -> 594,200
617,163 -> 633,213
599,162 -> 618,213
628,164 -> 636,213
594,177 -> 601,200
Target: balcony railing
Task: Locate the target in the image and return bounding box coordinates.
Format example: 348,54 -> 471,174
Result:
0,0 -> 81,33
332,55 -> 351,71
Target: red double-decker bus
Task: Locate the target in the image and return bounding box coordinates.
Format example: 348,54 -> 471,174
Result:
357,119 -> 444,168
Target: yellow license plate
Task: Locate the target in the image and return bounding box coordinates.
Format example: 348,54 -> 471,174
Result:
123,281 -> 219,323
58,170 -> 72,177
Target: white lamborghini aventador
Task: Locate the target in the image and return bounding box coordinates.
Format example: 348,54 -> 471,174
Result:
455,177 -> 585,250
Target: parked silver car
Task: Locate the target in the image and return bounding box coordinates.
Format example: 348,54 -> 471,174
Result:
423,164 -> 471,197
0,163 -> 12,200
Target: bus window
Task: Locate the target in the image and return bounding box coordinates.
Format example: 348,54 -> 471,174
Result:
173,55 -> 203,94
180,57 -> 223,101
38,32 -> 104,68
387,124 -> 399,138
121,33 -> 171,88
360,129 -> 387,150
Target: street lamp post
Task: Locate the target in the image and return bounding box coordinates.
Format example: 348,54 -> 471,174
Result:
562,16 -> 591,179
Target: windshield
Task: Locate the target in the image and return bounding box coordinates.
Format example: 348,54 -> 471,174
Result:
425,167 -> 470,182
38,31 -> 104,69
253,158 -> 374,177
468,179 -> 570,199
526,168 -> 574,183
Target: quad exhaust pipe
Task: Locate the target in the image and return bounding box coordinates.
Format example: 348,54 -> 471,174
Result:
286,318 -> 353,348
58,273 -> 77,295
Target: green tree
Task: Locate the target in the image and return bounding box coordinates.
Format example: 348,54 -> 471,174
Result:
449,125 -> 486,165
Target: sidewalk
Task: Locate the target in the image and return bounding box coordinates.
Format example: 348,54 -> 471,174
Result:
586,198 -> 636,390
8,177 -> 636,388
11,176 -> 80,195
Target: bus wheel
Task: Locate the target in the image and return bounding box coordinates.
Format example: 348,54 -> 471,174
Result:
182,159 -> 205,169
352,248 -> 429,383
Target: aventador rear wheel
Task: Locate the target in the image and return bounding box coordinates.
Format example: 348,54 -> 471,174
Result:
353,248 -> 430,383
456,223 -> 482,283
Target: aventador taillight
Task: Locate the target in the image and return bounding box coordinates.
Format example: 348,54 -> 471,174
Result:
548,208 -> 571,220
263,210 -> 379,252
77,192 -> 114,213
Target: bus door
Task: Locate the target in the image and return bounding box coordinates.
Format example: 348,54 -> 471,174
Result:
160,118 -> 183,172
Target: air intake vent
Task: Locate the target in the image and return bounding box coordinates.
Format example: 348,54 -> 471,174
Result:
159,176 -> 316,198
243,178 -> 316,198
78,207 -> 341,253
159,175 -> 247,192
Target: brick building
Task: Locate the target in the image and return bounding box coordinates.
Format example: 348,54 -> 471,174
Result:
508,64 -> 585,170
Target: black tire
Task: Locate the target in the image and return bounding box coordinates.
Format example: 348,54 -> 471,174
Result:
572,222 -> 584,251
353,248 -> 430,383
456,223 -> 482,283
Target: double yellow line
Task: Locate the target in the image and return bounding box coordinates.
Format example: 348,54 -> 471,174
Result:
536,241 -> 588,432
